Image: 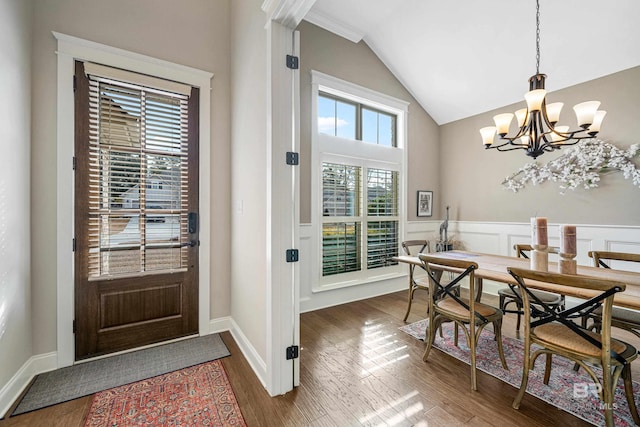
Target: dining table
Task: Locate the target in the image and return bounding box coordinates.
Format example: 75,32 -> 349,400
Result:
393,250 -> 640,310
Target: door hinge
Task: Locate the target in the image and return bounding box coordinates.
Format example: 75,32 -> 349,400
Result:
286,152 -> 299,165
286,249 -> 299,262
72,320 -> 77,334
72,156 -> 77,170
286,345 -> 299,360
286,55 -> 299,70
72,238 -> 76,252
73,75 -> 77,93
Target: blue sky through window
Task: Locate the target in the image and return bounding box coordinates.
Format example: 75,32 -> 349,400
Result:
318,94 -> 394,146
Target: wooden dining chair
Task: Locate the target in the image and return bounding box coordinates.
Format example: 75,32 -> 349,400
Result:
583,251 -> 640,340
508,267 -> 640,427
401,240 -> 430,321
498,244 -> 565,333
419,254 -> 508,391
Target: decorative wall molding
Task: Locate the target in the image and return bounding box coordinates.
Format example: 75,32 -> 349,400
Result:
262,0 -> 316,29
303,8 -> 364,43
299,220 -> 640,312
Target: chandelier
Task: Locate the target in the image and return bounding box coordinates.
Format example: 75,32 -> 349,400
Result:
479,0 -> 606,159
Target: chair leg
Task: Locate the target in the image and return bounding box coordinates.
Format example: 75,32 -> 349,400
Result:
622,364 -> 640,426
402,285 -> 414,322
513,343 -> 532,410
422,315 -> 440,362
493,319 -> 508,370
453,323 -> 459,346
469,321 -> 477,391
543,354 -> 552,385
602,365 -> 614,427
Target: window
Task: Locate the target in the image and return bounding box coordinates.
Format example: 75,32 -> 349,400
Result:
318,94 -> 356,139
318,93 -> 396,147
312,71 -> 408,289
80,64 -> 195,278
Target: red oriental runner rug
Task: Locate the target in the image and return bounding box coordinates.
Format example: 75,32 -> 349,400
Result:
84,360 -> 246,426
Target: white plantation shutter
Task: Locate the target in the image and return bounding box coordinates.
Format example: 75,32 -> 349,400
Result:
322,163 -> 362,276
366,168 -> 398,269
321,162 -> 399,277
86,69 -> 191,278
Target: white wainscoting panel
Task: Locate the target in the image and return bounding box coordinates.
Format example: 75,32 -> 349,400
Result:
299,221 -> 640,313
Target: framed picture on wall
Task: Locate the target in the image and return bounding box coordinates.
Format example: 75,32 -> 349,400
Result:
417,191 -> 433,217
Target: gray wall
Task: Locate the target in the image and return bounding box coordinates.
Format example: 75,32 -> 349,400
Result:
297,21 -> 440,223
30,0 -> 232,355
0,0 -> 32,390
440,66 -> 640,225
230,0 -> 268,362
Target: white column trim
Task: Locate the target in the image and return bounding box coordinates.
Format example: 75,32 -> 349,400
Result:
264,20 -> 299,396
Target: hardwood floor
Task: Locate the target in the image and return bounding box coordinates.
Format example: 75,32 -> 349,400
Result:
2,290 -> 639,426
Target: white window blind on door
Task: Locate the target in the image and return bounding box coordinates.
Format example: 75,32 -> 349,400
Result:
86,68 -> 191,279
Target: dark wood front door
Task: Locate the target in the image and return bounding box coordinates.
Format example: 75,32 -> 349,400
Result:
73,61 -> 200,360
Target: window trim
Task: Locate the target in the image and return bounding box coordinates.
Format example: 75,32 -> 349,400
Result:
311,71 -> 408,292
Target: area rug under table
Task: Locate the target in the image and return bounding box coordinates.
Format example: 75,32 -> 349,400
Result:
84,359 -> 246,426
400,319 -> 640,427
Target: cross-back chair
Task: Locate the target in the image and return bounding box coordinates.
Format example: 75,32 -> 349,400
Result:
508,267 -> 640,427
401,240 -> 431,321
498,244 -> 565,333
583,251 -> 640,340
419,254 -> 508,391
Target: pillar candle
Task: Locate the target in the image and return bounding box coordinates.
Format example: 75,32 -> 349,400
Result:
531,217 -> 548,246
560,225 -> 577,256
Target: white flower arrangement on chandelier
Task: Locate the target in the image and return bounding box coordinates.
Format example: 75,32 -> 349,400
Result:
502,139 -> 640,194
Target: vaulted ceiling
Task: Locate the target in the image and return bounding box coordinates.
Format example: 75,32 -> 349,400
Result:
304,0 -> 640,125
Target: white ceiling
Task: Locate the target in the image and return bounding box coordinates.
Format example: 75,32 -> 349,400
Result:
304,0 -> 640,125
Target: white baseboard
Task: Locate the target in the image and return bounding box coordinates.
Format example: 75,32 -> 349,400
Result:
0,351 -> 57,419
300,279 -> 405,313
229,318 -> 267,389
209,316 -> 232,334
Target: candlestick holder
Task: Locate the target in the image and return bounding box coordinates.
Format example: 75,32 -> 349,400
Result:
531,245 -> 549,272
559,253 -> 577,275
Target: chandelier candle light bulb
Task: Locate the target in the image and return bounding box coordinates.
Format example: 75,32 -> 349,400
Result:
515,108 -> 528,127
559,225 -> 577,274
531,217 -> 548,271
545,102 -> 563,124
588,110 -> 607,134
573,101 -> 600,128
